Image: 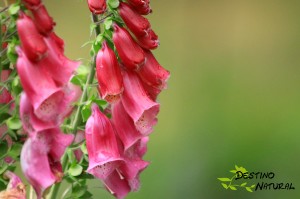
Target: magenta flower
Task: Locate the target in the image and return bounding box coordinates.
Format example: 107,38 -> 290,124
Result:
17,13 -> 47,62
0,70 -> 12,104
0,171 -> 26,199
136,29 -> 159,50
112,101 -> 144,150
87,0 -> 107,14
113,24 -> 145,70
31,4 -> 55,35
103,170 -> 131,199
121,70 -> 159,134
22,0 -> 41,8
137,50 -> 170,89
127,0 -> 152,15
21,128 -> 73,199
85,104 -> 123,180
118,2 -> 150,37
73,131 -> 85,162
96,41 -> 123,103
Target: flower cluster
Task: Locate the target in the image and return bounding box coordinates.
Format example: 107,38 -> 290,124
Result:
16,0 -> 81,198
86,0 -> 170,198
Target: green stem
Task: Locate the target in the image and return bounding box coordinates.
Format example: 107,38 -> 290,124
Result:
47,14 -> 101,199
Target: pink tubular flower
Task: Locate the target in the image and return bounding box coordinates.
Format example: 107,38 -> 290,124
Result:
121,70 -> 159,134
85,104 -> 123,180
21,128 -> 73,199
136,29 -> 159,50
127,0 -> 152,15
87,0 -> 107,14
113,24 -> 145,70
103,170 -> 131,199
137,50 -> 170,89
118,2 -> 150,37
96,41 -> 123,103
112,101 -> 144,150
73,131 -> 85,162
22,0 -> 41,8
17,13 -> 47,62
0,70 -> 12,104
31,4 -> 55,35
0,171 -> 26,199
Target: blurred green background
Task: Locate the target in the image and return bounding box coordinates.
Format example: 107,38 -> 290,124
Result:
42,0 -> 300,198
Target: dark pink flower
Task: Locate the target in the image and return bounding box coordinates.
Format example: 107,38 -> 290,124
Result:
73,131 -> 85,162
21,128 -> 73,199
137,50 -> 170,89
0,70 -> 12,104
85,104 -> 123,180
118,2 -> 150,37
17,13 -> 47,62
22,0 -> 41,8
96,41 -> 123,103
140,78 -> 161,100
113,24 -> 145,70
136,29 -> 159,50
0,171 -> 26,199
31,4 -> 55,35
87,0 -> 107,14
121,70 -> 159,134
112,101 -> 144,150
127,0 -> 152,15
103,170 -> 131,199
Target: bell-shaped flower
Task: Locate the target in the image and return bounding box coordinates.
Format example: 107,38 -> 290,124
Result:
73,131 -> 85,162
17,13 -> 47,62
127,0 -> 152,15
0,70 -> 12,104
22,0 -> 41,8
118,2 -> 150,37
0,171 -> 26,199
112,101 -> 144,150
31,4 -> 55,35
21,128 -> 73,199
87,0 -> 107,14
121,70 -> 159,134
136,29 -> 159,50
137,50 -> 170,89
140,78 -> 161,100
96,41 -> 123,103
103,170 -> 131,199
113,24 -> 145,70
85,104 -> 123,180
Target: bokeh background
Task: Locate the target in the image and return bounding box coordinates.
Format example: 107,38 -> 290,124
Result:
43,0 -> 300,198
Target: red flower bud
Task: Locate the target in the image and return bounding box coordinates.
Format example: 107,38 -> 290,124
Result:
17,13 -> 47,62
127,0 -> 152,15
113,24 -> 145,70
136,29 -> 159,50
31,4 -> 55,35
96,41 -> 123,103
118,2 -> 150,37
87,0 -> 107,14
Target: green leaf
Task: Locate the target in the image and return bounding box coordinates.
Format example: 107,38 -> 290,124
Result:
221,183 -> 228,189
107,0 -> 120,9
71,184 -> 87,198
230,170 -> 236,173
6,117 -> 22,130
0,164 -> 8,175
0,142 -> 9,158
217,178 -> 231,182
235,165 -> 239,170
81,106 -> 91,122
8,4 -> 20,15
79,191 -> 93,199
229,186 -> 237,190
246,187 -> 253,192
81,143 -> 88,155
0,113 -> 11,124
70,75 -> 82,86
250,184 -> 256,188
11,77 -> 22,96
95,34 -> 104,44
241,182 -> 247,187
68,164 -> 83,177
7,43 -> 18,64
7,143 -> 22,159
104,18 -> 113,30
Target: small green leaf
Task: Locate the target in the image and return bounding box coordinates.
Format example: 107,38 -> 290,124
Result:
241,182 -> 247,187
217,178 -> 231,182
81,106 -> 91,122
229,186 -> 237,190
235,165 -> 239,170
6,117 -> 22,130
70,75 -> 82,86
221,183 -> 228,189
7,143 -> 22,159
246,187 -> 253,192
68,164 -> 83,177
71,184 -> 87,198
0,164 -> 8,175
230,170 -> 236,173
104,18 -> 113,30
107,0 -> 120,9
7,43 -> 18,64
250,184 -> 256,188
81,143 -> 88,155
8,4 -> 20,15
0,142 -> 9,158
95,34 -> 104,44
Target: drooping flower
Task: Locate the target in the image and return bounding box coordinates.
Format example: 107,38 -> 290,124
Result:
87,0 -> 107,14
16,13 -> 47,62
137,50 -> 170,89
22,0 -> 41,8
31,4 -> 55,35
127,0 -> 152,15
112,101 -> 144,150
136,29 -> 159,50
96,41 -> 123,103
21,128 -> 73,199
0,171 -> 26,199
85,104 -> 123,180
112,24 -> 145,70
118,2 -> 150,37
121,70 -> 159,134
103,170 -> 131,199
